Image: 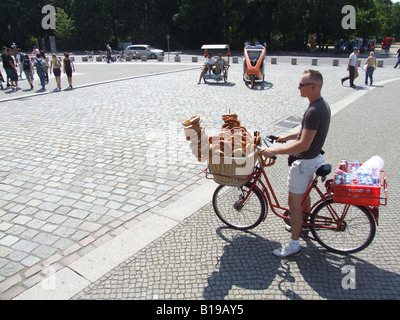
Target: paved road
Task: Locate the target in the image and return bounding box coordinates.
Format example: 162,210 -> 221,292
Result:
1,53 -> 399,300
69,79 -> 399,301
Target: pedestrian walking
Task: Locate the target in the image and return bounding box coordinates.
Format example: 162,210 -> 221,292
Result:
341,47 -> 359,88
31,46 -> 39,57
261,70 -> 331,258
394,48 -> 400,69
364,51 -> 377,86
16,48 -> 25,78
1,46 -> 11,87
106,44 -> 112,63
4,47 -> 20,91
40,51 -> 49,84
63,52 -> 75,89
23,54 -> 34,90
34,53 -> 46,91
50,53 -> 62,90
0,69 -> 4,90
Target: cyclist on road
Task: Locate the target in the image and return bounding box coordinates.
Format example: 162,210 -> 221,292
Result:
261,70 -> 331,258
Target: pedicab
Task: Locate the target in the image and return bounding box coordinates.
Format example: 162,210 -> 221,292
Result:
243,44 -> 266,89
200,44 -> 231,83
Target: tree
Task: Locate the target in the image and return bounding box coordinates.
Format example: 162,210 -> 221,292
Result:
54,7 -> 75,50
392,2 -> 400,39
1,0 -> 399,52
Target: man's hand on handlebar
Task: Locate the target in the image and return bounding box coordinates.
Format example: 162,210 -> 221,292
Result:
260,147 -> 277,159
259,135 -> 287,160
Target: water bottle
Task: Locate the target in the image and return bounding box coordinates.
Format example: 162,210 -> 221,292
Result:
359,156 -> 384,172
359,156 -> 384,186
345,173 -> 352,185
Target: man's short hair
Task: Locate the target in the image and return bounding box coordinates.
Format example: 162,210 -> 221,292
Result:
304,69 -> 323,89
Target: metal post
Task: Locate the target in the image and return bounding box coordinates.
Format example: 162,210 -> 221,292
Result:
166,34 -> 170,62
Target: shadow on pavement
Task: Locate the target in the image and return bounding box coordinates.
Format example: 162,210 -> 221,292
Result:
203,227 -> 400,300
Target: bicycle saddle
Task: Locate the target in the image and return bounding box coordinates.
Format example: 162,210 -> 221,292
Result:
316,164 -> 332,178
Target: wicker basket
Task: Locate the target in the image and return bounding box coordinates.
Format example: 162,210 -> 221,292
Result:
208,152 -> 257,186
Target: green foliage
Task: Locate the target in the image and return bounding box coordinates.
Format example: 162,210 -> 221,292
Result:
0,0 -> 399,51
54,7 -> 75,40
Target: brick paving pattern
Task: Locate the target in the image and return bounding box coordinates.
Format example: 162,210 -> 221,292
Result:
1,54 -> 400,299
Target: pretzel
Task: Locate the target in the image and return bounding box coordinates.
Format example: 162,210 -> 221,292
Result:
231,126 -> 247,134
209,135 -> 221,144
210,147 -> 225,158
182,116 -> 201,127
224,120 -> 241,127
246,142 -> 255,154
233,148 -> 246,157
243,131 -> 253,144
254,136 -> 261,148
222,114 -> 238,121
184,114 -> 259,163
185,126 -> 204,140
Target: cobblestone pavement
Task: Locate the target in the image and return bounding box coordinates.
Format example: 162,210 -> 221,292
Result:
1,54 -> 399,299
72,79 -> 400,301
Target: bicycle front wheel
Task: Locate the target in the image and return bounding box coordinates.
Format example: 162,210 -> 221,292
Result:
310,199 -> 376,255
212,184 -> 266,230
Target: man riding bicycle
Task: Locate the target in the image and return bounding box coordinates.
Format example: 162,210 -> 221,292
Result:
261,70 -> 331,258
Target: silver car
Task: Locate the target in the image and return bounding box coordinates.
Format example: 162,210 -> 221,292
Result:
125,44 -> 164,59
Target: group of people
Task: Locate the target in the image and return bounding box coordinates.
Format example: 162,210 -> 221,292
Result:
340,46 -> 395,88
1,45 -> 75,92
198,51 -> 227,84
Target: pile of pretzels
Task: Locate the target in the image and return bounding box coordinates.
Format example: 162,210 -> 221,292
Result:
209,114 -> 259,158
183,116 -> 209,162
183,114 -> 262,162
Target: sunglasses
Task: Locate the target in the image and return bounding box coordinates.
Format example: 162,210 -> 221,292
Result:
299,83 -> 314,87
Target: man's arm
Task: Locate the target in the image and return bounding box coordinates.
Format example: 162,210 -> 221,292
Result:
262,129 -> 317,158
9,59 -> 17,72
277,132 -> 299,143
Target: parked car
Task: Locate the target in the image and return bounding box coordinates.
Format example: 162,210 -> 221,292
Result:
125,45 -> 164,59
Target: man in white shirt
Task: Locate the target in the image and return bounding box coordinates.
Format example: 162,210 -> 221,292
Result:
341,47 -> 358,88
198,52 -> 220,84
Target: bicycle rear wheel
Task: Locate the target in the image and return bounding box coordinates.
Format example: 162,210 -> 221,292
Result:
212,184 -> 266,230
310,199 -> 376,255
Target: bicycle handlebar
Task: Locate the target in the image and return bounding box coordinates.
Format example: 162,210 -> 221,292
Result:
258,134 -> 290,167
255,135 -> 276,167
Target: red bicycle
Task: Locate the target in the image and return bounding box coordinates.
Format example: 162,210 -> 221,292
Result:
207,135 -> 388,255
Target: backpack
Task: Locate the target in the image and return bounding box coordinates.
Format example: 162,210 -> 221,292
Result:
36,58 -> 45,75
17,53 -> 25,64
23,59 -> 31,71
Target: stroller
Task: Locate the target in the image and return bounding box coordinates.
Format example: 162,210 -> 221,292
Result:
381,38 -> 392,54
243,45 -> 266,89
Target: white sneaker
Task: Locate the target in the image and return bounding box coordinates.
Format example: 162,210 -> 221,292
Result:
273,244 -> 301,258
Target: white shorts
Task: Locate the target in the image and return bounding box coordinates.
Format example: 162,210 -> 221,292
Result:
288,154 -> 324,194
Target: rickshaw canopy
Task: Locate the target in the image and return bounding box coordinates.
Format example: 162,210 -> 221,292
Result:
201,44 -> 230,51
